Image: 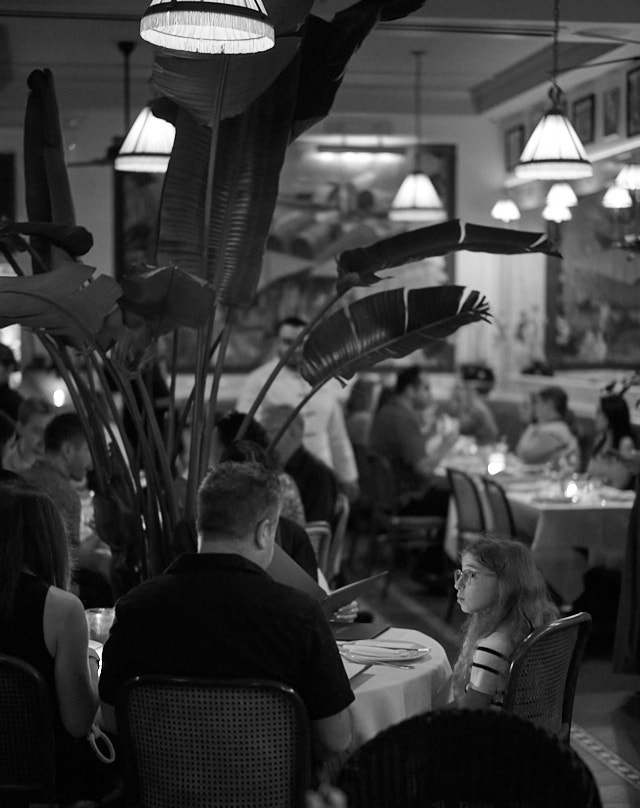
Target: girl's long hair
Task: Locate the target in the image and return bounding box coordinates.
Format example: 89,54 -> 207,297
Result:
593,394 -> 636,454
0,479 -> 71,623
537,385 -> 579,435
452,537 -> 558,699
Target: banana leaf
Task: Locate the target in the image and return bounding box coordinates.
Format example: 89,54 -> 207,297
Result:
157,56 -> 300,306
24,69 -> 77,272
336,220 -> 560,293
300,285 -> 490,386
0,222 -> 93,257
0,263 -> 122,348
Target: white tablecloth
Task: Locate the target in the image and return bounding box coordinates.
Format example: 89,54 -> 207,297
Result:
344,627 -> 453,750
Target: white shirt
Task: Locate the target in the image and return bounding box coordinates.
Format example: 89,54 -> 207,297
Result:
236,358 -> 358,485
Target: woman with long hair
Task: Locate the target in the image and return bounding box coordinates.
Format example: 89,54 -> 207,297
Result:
452,537 -> 558,709
0,478 -> 102,799
516,385 -> 580,469
587,394 -> 638,489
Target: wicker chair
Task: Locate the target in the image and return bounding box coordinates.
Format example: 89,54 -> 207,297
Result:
305,520 -> 333,575
0,653 -> 57,807
503,611 -> 592,744
116,676 -> 310,808
337,708 -> 603,808
480,475 -> 517,539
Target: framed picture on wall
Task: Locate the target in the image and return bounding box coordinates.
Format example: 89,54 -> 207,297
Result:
505,125 -> 524,171
572,94 -> 595,144
603,87 -> 621,138
627,67 -> 640,136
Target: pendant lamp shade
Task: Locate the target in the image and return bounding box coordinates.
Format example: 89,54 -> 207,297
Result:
546,182 -> 578,207
140,0 -> 275,54
390,51 -> 445,223
542,204 -> 572,223
615,164 -> 640,191
115,107 -> 176,173
390,171 -> 445,222
490,199 -> 521,223
602,185 -> 633,209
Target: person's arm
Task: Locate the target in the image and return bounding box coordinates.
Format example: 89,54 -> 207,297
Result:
455,634 -> 510,711
46,588 -> 99,737
327,401 -> 359,498
312,706 -> 352,756
516,424 -> 566,464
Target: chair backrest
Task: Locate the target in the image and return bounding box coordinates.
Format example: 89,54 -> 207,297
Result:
503,611 -> 592,743
446,468 -> 486,540
304,520 -> 332,573
116,676 -> 310,808
0,653 -> 57,804
326,492 -> 350,584
337,708 -> 602,808
352,448 -> 397,516
481,475 -> 517,538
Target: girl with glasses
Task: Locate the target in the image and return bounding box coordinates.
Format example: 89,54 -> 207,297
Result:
452,537 -> 558,710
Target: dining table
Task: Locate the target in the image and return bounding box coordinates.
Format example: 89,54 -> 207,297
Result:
339,626 -> 453,750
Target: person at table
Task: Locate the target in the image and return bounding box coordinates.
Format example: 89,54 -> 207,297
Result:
369,366 -> 456,517
0,342 -> 23,422
99,461 -> 354,760
515,385 -> 580,470
452,537 -> 558,709
0,477 -> 108,802
443,371 -> 499,447
2,395 -> 52,474
586,393 -> 638,490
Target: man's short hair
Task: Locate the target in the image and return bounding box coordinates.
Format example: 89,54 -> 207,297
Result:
197,461 -> 282,540
16,397 -> 52,427
214,410 -> 268,450
44,412 -> 86,453
276,316 -> 307,334
396,366 -> 427,394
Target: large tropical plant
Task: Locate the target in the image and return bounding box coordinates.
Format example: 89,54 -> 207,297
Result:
0,10 -> 559,594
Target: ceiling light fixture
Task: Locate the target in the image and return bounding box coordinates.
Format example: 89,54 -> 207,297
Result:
602,185 -> 632,209
490,199 -> 521,223
546,182 -> 578,207
615,164 -> 640,191
390,51 -> 445,223
115,106 -> 176,173
140,0 -> 275,55
542,204 -> 572,223
515,0 -> 592,181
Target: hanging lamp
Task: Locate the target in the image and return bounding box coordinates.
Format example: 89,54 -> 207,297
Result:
615,164 -> 640,191
546,182 -> 578,207
542,204 -> 572,222
140,0 -> 275,55
390,51 -> 445,223
602,185 -> 632,209
115,106 -> 176,173
515,0 -> 592,180
490,199 -> 521,223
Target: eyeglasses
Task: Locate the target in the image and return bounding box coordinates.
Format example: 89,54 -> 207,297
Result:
453,569 -> 497,587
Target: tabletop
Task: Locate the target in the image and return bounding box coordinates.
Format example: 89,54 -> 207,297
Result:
341,627 -> 453,750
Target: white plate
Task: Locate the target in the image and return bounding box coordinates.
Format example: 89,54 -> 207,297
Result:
338,640 -> 430,664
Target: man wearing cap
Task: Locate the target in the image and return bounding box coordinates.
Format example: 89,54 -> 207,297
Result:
0,343 -> 23,422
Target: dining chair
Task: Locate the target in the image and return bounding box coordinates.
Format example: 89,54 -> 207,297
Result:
116,676 -> 310,808
304,520 -> 333,575
336,708 -> 602,808
503,611 -> 592,744
0,653 -> 57,807
445,467 -> 487,620
480,474 -> 517,538
326,492 -> 350,586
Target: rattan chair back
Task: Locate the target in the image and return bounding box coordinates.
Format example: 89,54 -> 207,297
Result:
305,520 -> 332,573
326,492 -> 350,585
0,653 -> 57,805
481,475 -> 517,538
116,676 -> 310,808
503,612 -> 592,743
446,467 -> 486,542
337,708 -> 602,808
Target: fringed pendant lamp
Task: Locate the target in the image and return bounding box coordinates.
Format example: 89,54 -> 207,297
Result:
546,182 -> 578,207
140,0 -> 275,54
515,0 -> 592,181
390,51 -> 445,223
490,199 -> 521,223
602,185 -> 632,209
115,106 -> 176,173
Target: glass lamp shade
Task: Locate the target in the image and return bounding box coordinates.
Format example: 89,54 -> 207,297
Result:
490,199 -> 521,223
515,108 -> 592,180
546,182 -> 578,207
140,0 -> 275,54
542,204 -> 572,223
389,171 -> 445,222
115,107 -> 176,173
602,185 -> 633,209
615,164 -> 640,191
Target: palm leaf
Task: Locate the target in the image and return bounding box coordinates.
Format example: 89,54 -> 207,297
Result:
0,263 -> 122,347
336,220 -> 560,293
300,285 -> 490,386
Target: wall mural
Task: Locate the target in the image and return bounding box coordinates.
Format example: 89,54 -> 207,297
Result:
546,190 -> 640,368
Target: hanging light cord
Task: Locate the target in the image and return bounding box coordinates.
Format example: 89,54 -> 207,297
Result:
549,0 -> 561,105
413,50 -> 424,172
